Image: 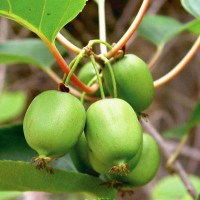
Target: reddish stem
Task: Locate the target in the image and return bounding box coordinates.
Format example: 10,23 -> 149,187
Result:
106,0 -> 150,58
47,42 -> 98,94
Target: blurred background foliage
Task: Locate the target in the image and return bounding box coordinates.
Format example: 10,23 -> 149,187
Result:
0,0 -> 200,199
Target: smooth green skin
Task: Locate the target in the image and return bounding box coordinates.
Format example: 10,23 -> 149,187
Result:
103,54 -> 155,112
88,150 -> 111,175
69,133 -> 98,176
78,62 -> 109,97
85,98 -> 142,168
118,133 -> 160,187
23,90 -> 86,158
89,140 -> 142,175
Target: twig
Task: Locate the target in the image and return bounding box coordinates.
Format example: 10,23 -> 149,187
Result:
148,46 -> 164,69
0,18 -> 9,93
167,141 -> 200,162
154,35 -> 200,88
141,118 -> 198,199
44,68 -> 98,102
98,0 -> 107,54
166,134 -> 188,171
113,0 -> 140,39
106,0 -> 151,58
56,33 -> 81,54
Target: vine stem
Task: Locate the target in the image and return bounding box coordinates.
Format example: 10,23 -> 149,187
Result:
166,134 -> 188,171
154,35 -> 200,88
90,55 -> 105,99
56,33 -> 81,54
148,45 -> 164,69
141,118 -> 198,199
43,68 -> 98,102
100,55 -> 117,98
47,42 -> 98,94
105,0 -> 151,58
80,76 -> 98,104
64,50 -> 86,85
98,0 -> 107,54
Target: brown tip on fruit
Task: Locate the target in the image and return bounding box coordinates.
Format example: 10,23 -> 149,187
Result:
109,163 -> 129,176
31,156 -> 54,174
58,83 -> 70,93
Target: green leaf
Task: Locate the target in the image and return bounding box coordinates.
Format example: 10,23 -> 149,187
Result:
0,191 -> 22,200
0,124 -> 36,161
0,0 -> 87,43
152,175 -> 200,200
188,101 -> 200,128
0,91 -> 27,123
0,39 -> 65,69
137,15 -> 183,47
181,0 -> 200,19
184,19 -> 200,35
0,123 -> 77,171
163,101 -> 200,139
198,194 -> 200,200
0,160 -> 116,198
162,124 -> 188,139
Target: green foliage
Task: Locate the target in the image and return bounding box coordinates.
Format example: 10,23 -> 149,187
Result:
137,15 -> 183,47
0,160 -> 116,198
0,91 -> 27,124
0,191 -> 22,200
185,19 -> 200,35
152,175 -> 200,200
181,0 -> 200,19
0,124 -> 36,161
0,39 -> 65,69
163,124 -> 188,139
137,15 -> 200,47
163,101 -> 200,139
0,0 -> 87,43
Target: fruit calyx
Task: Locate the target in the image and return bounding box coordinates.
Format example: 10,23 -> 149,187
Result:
109,163 -> 129,176
31,156 -> 55,173
100,180 -> 124,189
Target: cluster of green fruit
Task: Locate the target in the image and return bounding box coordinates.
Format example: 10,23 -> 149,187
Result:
23,54 -> 160,189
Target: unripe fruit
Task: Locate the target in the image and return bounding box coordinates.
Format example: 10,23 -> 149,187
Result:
89,140 -> 142,175
69,133 -> 98,176
78,62 -> 109,97
85,98 -> 142,175
115,133 -> 160,187
103,54 -> 154,112
23,90 -> 86,160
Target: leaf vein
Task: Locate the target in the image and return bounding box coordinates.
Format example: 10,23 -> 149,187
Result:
39,0 -> 47,31
6,0 -> 12,13
52,0 -> 72,41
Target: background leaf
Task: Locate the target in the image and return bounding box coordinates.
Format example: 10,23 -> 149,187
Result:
188,101 -> 200,128
0,0 -> 87,43
0,91 -> 27,124
152,175 -> 200,200
0,123 -> 77,171
0,191 -> 22,200
0,160 -> 116,198
162,124 -> 188,139
181,0 -> 200,19
137,15 -> 183,47
0,39 -> 65,69
162,101 -> 200,139
0,124 -> 36,161
137,15 -> 200,47
185,19 -> 200,34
